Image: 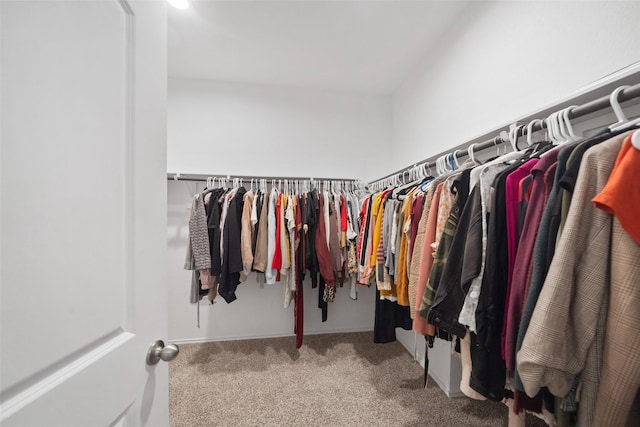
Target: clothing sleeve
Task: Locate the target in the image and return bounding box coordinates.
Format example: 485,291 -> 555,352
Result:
227,194 -> 244,275
184,198 -> 197,270
240,192 -> 254,277
517,143 -> 616,400
340,196 -> 348,231
315,197 -> 335,287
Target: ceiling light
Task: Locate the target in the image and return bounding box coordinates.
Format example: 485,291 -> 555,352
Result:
168,0 -> 189,10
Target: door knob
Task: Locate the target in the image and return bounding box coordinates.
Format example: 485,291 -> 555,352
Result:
146,340 -> 180,365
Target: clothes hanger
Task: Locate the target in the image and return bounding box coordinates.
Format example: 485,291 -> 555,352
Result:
608,85 -> 640,134
609,85 -> 631,131
467,143 -> 479,165
393,167 -> 421,197
447,154 -> 454,173
632,130 -> 640,150
555,109 -> 571,144
436,156 -> 444,175
492,137 -> 501,158
551,107 -> 571,145
508,123 -> 525,152
417,162 -> 435,193
526,119 -> 544,146
452,150 -> 461,169
545,112 -> 558,145
520,118 -> 550,158
562,106 -> 579,142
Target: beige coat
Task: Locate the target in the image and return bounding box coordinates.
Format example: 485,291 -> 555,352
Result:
240,190 -> 254,281
517,132 -> 636,426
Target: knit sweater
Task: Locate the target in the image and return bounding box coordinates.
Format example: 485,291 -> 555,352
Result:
187,194 -> 211,270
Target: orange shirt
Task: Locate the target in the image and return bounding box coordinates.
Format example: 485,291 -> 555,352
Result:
593,133 -> 640,245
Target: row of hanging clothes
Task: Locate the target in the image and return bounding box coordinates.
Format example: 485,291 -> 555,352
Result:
184,176 -> 367,348
365,86 -> 640,427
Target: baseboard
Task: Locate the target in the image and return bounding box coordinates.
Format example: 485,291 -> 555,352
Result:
171,327 -> 373,345
427,371 -> 463,398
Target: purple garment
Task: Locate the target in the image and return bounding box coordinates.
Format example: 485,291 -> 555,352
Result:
502,158 -> 539,361
504,148 -> 560,371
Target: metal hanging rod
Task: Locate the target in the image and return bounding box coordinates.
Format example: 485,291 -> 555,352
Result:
370,82 -> 640,186
167,172 -> 360,183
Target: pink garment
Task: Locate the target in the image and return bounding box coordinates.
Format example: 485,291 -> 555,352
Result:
412,184 -> 442,336
505,149 -> 559,371
502,158 -> 538,360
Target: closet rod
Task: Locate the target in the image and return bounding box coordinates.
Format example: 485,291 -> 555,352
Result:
167,172 -> 359,183
370,82 -> 640,185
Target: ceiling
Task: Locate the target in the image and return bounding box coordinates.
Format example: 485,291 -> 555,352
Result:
168,1 -> 470,94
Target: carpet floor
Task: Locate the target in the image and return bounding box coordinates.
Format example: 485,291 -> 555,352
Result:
170,332 -> 534,426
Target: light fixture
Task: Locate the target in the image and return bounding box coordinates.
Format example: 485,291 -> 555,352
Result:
168,0 -> 189,10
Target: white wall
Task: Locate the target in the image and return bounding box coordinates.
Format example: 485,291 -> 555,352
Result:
389,1 -> 640,176
168,78 -> 390,183
168,181 -> 376,343
167,78 -> 384,342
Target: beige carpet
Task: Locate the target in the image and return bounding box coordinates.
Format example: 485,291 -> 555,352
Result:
170,332 -> 533,426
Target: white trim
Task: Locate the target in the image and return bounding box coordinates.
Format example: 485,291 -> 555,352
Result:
170,327 -> 373,345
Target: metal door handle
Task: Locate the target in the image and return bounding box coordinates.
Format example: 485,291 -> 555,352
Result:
146,340 -> 180,365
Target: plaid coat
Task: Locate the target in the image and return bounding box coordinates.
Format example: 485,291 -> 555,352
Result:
517,131 -> 636,426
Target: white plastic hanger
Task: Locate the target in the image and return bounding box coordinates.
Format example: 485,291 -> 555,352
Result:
609,86 -> 640,138
557,110 -> 573,144
632,130 -> 640,150
552,111 -> 567,144
562,106 -> 579,141
467,143 -> 478,165
526,119 -> 540,146
492,137 -> 501,157
553,111 -> 565,144
508,124 -> 520,152
554,111 -> 567,144
609,85 -> 632,131
545,112 -> 558,144
442,155 -> 451,174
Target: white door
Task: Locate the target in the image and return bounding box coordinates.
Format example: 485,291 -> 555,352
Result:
0,0 -> 169,426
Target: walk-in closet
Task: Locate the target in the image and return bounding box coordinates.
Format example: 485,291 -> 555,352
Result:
2,1 -> 640,426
